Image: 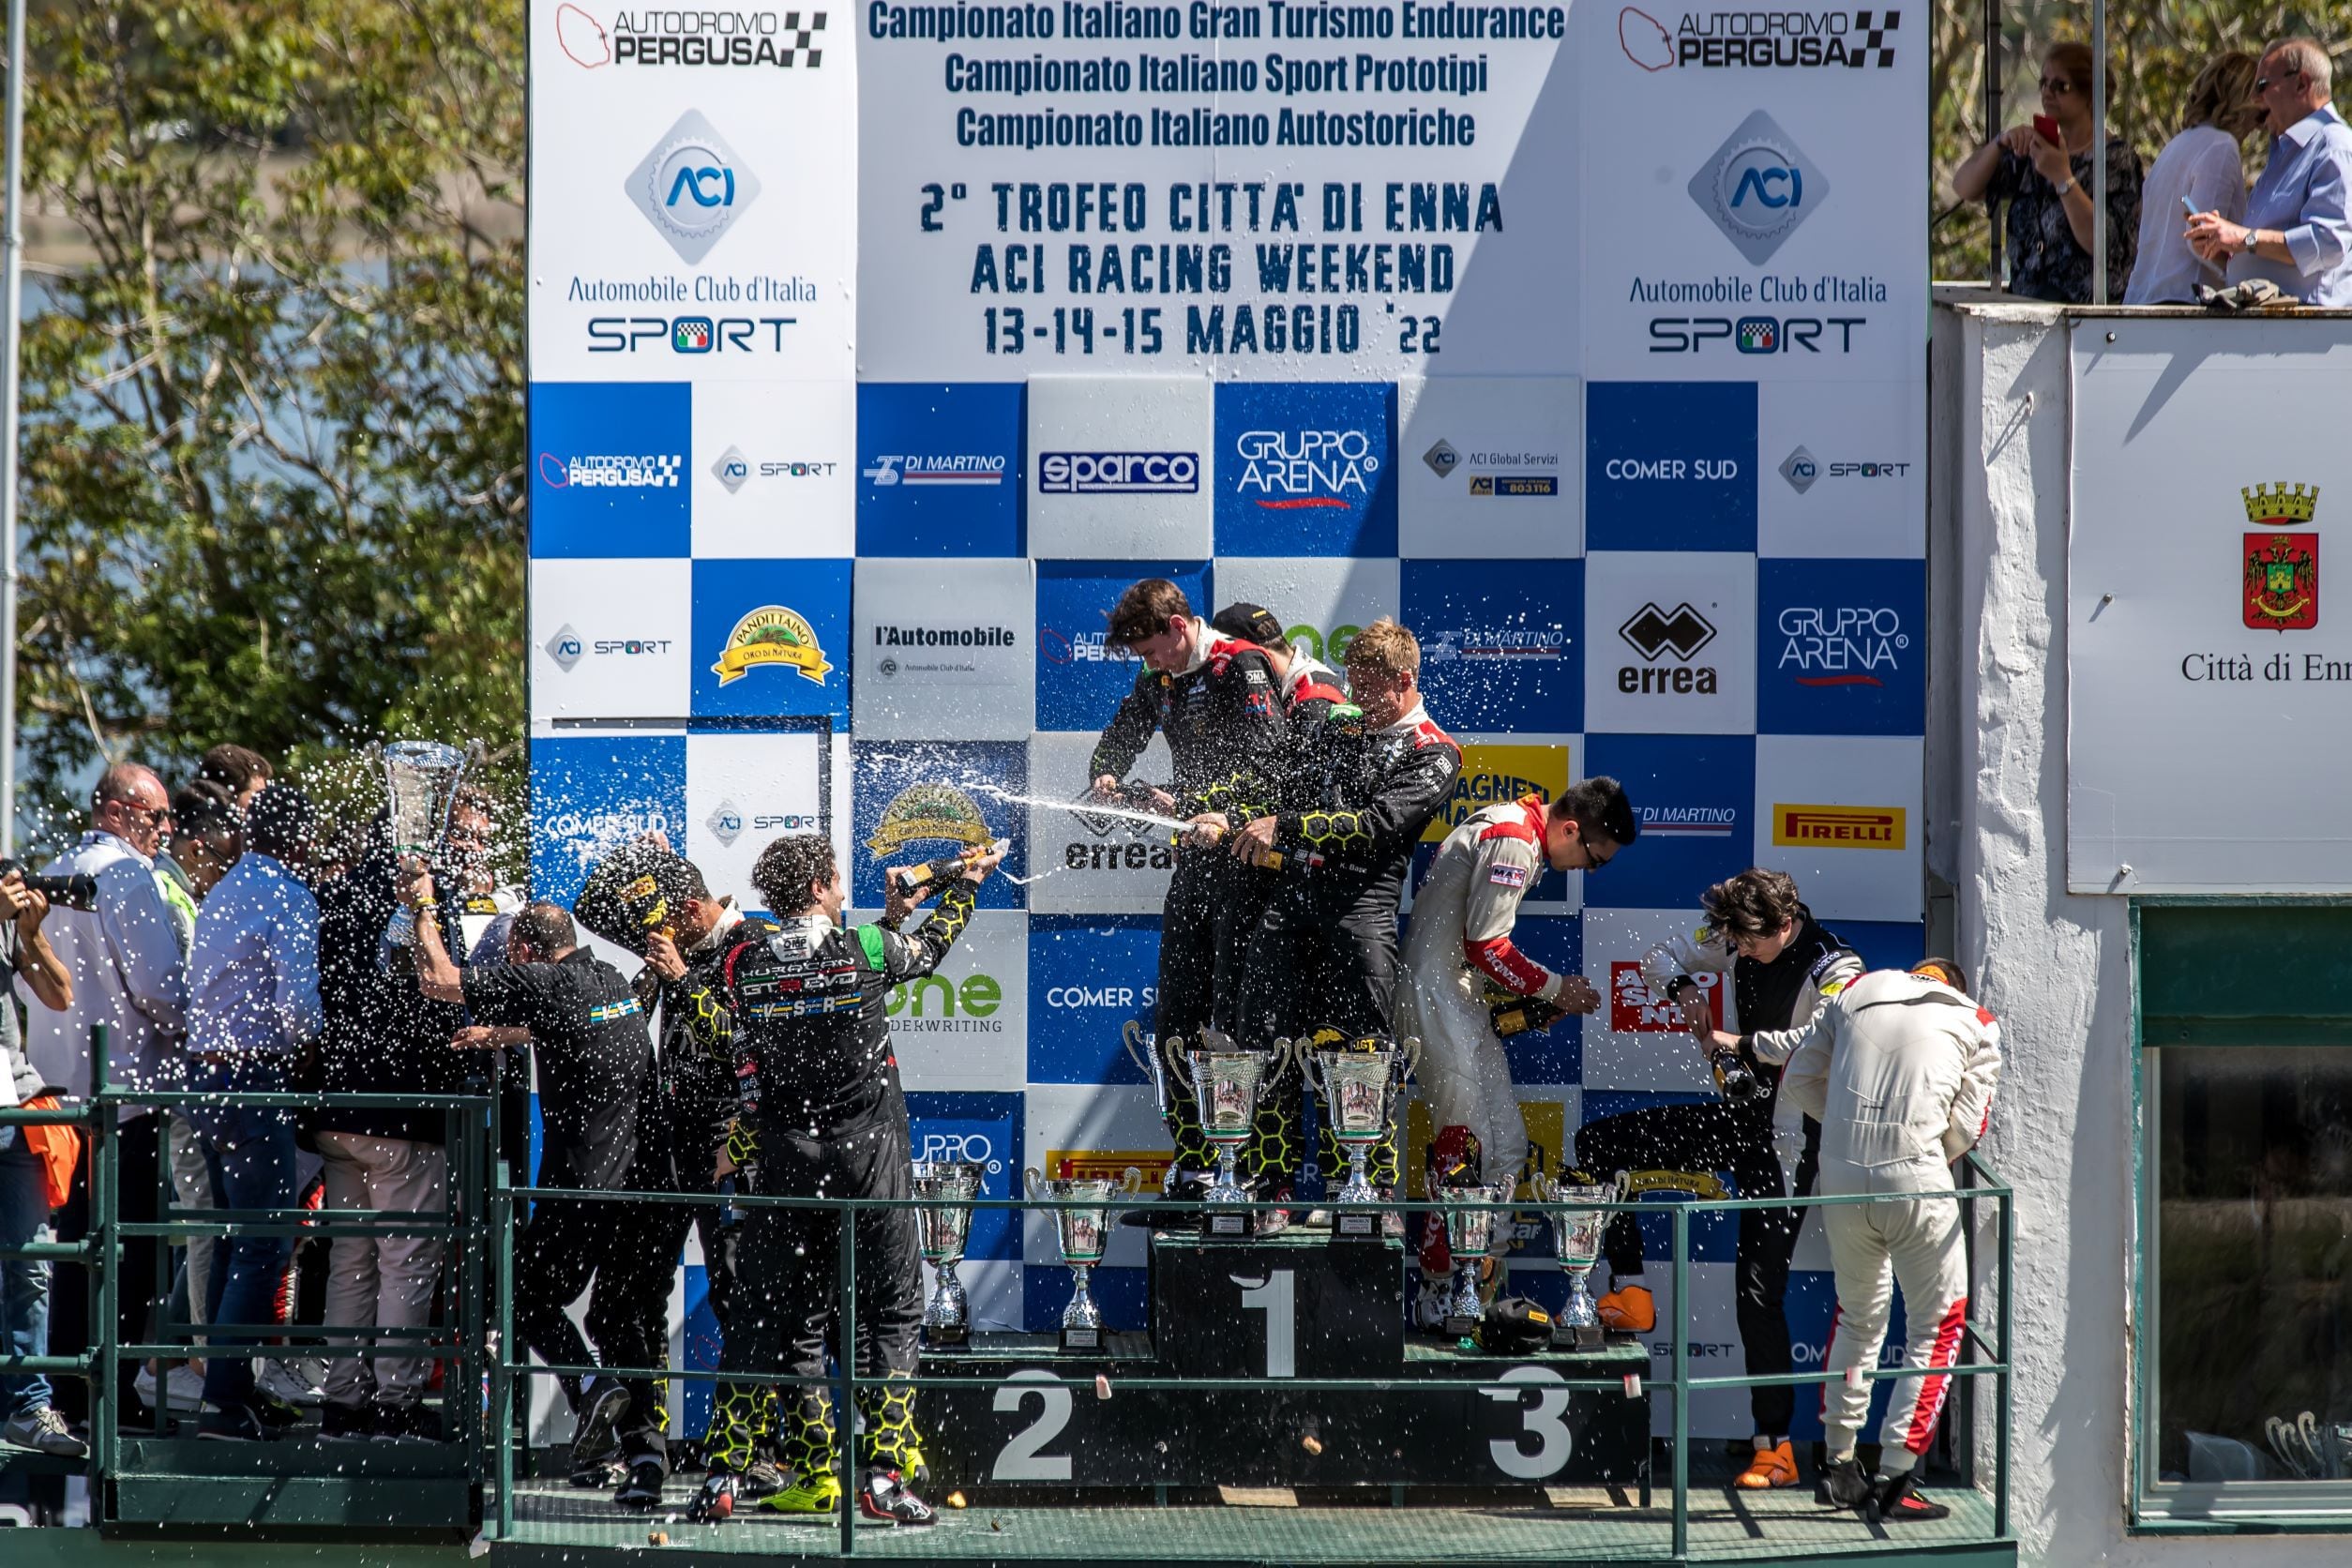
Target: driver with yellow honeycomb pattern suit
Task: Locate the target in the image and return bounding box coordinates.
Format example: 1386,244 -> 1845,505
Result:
1225,618 -> 1462,1229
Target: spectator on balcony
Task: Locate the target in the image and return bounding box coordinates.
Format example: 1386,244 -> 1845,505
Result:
196,744 -> 274,817
2128,53 -> 2263,303
2187,38 -> 2352,306
1953,40 -> 2143,303
1,867 -> 81,1457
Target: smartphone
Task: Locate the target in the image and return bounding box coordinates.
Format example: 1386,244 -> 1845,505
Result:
2181,196 -> 2200,219
2033,113 -> 2060,144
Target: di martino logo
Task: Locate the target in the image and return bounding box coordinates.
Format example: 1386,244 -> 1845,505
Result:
543,624 -> 585,673
1688,110 -> 1828,265
711,446 -> 838,493
626,109 -> 761,265
538,452 -> 682,489
1423,438 -> 1461,478
1038,626 -> 1139,665
556,4 -> 828,70
1037,451 -> 1201,494
1777,606 -> 1907,686
867,782 -> 994,857
1422,624 -> 1568,663
1618,601 -> 1720,695
1619,6 -> 1900,71
1609,962 -> 1721,1032
2242,484 -> 2322,631
863,454 -> 1008,489
711,605 -> 833,686
1638,804 -> 1738,839
1424,744 -> 1565,839
1772,804 -> 1906,850
1233,429 -> 1380,510
1045,1148 -> 1172,1187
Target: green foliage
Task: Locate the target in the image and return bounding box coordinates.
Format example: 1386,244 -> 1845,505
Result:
10,0 -> 523,853
1930,0 -> 2324,281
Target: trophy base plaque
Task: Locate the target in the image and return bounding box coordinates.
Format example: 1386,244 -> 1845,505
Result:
1442,1312 -> 1482,1339
1202,1204 -> 1276,1239
923,1325 -> 972,1349
1060,1325 -> 1104,1354
1332,1209 -> 1381,1239
1549,1322 -> 1605,1350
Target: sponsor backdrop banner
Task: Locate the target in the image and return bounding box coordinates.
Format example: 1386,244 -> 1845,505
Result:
526,0 -> 1926,1419
2068,322 -> 2352,892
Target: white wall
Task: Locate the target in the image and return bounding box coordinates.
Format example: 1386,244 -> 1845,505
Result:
1935,296 -> 2328,1566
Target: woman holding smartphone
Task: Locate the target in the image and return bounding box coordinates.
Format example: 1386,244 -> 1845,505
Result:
2124,53 -> 2263,303
1952,40 -> 2144,303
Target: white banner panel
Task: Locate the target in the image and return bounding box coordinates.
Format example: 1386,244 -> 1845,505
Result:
1576,906 -> 1729,1094
682,729 -> 828,905
852,558 -> 1038,739
1021,1083 -> 1164,1270
1397,374 -> 1581,556
852,909 -> 1033,1093
1583,550 -> 1757,735
1752,733 -> 1922,922
1026,731 -> 1181,914
1756,378 -> 1924,559
528,3 -> 857,382
1212,556 -> 1401,669
2069,320 -> 2352,893
528,558 -> 693,723
854,6 -> 1578,380
691,380 -> 858,557
1026,375 -> 1215,557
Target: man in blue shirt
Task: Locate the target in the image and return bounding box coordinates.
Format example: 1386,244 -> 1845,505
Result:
183,784 -> 322,1440
2187,38 -> 2352,304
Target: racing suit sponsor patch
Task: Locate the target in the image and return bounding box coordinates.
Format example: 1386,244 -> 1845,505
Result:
1487,864 -> 1528,887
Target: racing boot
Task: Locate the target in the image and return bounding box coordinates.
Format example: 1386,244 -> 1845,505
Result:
860,1466 -> 937,1526
1596,1281 -> 1656,1334
1823,1455 -> 1874,1511
761,1470 -> 843,1515
686,1470 -> 739,1525
613,1457 -> 666,1513
1869,1469 -> 1951,1523
1735,1438 -> 1800,1490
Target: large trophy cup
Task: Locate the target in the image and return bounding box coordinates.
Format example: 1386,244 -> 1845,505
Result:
1123,1020 -> 1194,1194
1437,1180 -> 1518,1337
381,741 -> 471,859
1187,1043 -> 1280,1238
1024,1166 -> 1142,1352
1306,1037 -> 1416,1239
1533,1174 -> 1616,1349
912,1160 -> 986,1349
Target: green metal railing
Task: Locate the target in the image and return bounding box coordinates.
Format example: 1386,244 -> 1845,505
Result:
5,1025 -> 2014,1559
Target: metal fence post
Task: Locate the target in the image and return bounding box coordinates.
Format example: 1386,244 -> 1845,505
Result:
493,1156 -> 516,1539
1671,1203 -> 1689,1560
86,1024 -> 113,1492
1998,1184 -> 2013,1538
838,1199 -> 857,1556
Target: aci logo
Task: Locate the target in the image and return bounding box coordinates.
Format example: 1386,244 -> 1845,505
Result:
1423,439 -> 1461,478
1780,446 -> 1820,493
626,109 -> 761,265
1688,109 -> 1828,264
544,625 -> 585,673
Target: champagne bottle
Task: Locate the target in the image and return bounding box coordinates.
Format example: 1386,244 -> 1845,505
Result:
891,839 -> 1006,896
1489,996 -> 1565,1037
1710,1051 -> 1762,1103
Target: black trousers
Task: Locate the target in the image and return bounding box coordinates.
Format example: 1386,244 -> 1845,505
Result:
620,1173 -> 772,1457
1151,851 -> 1267,1177
1574,1100 -> 1821,1436
512,1193 -> 670,1470
50,1112 -> 162,1423
1230,880 -> 1403,1187
710,1102 -> 923,1478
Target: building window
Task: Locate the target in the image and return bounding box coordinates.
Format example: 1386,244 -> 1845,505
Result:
2137,904 -> 2352,1523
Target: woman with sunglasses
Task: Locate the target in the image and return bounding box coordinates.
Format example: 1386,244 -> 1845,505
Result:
1952,40 -> 2144,302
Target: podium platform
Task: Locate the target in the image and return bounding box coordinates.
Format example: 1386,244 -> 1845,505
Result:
922,1227 -> 1652,1494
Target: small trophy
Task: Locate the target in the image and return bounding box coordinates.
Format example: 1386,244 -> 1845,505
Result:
1533,1174 -> 1615,1349
381,741 -> 471,859
1437,1180 -> 1518,1337
1306,1040 -> 1410,1239
1123,1020 -> 1194,1189
1024,1166 -> 1143,1352
912,1160 -> 986,1349
1187,1044 -> 1279,1238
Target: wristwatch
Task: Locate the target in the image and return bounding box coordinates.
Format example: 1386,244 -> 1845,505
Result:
2241,227 -> 2262,253
2051,174 -> 2075,195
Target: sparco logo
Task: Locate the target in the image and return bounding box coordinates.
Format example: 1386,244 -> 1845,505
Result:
1688,109 -> 1828,264
1038,451 -> 1201,494
626,109 -> 761,265
1619,602 -> 1719,695
1233,430 -> 1380,509
556,5 -> 828,70
1620,6 -> 1899,71
1776,606 -> 1907,686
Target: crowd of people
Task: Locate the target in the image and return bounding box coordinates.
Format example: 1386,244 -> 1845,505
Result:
1958,35 -> 2352,307
0,580 -> 2007,1529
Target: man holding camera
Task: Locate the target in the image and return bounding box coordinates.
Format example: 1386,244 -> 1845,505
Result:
1574,867 -> 1863,1492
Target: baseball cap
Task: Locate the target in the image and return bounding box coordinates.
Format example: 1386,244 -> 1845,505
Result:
1211,602 -> 1288,652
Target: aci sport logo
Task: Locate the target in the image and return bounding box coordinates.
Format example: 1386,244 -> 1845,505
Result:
627,110 -> 761,265
2243,483 -> 2320,631
1688,109 -> 1828,265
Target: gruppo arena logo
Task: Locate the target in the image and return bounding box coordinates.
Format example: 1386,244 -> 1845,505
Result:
1688,109 -> 1828,265
1775,605 -> 1907,686
626,109 -> 761,265
1233,428 -> 1380,510
710,605 -> 833,686
2243,483 -> 2321,631
557,5 -> 828,70
1620,6 -> 1900,71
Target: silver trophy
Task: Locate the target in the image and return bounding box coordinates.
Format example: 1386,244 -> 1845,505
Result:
912,1160 -> 986,1349
1437,1180 -> 1518,1337
1306,1040 -> 1413,1238
1187,1042 -> 1281,1238
382,741 -> 471,859
1123,1020 -> 1197,1194
1533,1174 -> 1616,1349
1024,1166 -> 1142,1352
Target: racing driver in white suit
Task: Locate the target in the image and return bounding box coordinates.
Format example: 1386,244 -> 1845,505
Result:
1395,776 -> 1636,1322
1780,958 -> 2002,1525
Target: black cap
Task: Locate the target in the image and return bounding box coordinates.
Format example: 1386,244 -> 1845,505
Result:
1210,602 -> 1288,653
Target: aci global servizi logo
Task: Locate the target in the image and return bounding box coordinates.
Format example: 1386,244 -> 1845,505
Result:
1688,109 -> 1827,265
626,109 -> 761,265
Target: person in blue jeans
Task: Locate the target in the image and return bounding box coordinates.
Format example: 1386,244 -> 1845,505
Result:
1,866 -> 82,1456
183,785 -> 323,1441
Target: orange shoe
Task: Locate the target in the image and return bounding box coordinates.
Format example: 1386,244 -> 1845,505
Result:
1735,1440 -> 1800,1490
1595,1283 -> 1655,1334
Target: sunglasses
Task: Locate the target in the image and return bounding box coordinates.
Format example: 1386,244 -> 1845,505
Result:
2039,77 -> 2077,95
1576,828 -> 1614,872
2256,71 -> 2302,90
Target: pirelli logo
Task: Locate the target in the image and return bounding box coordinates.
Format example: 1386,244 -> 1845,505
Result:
1772,804 -> 1906,850
1046,1148 -> 1172,1187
